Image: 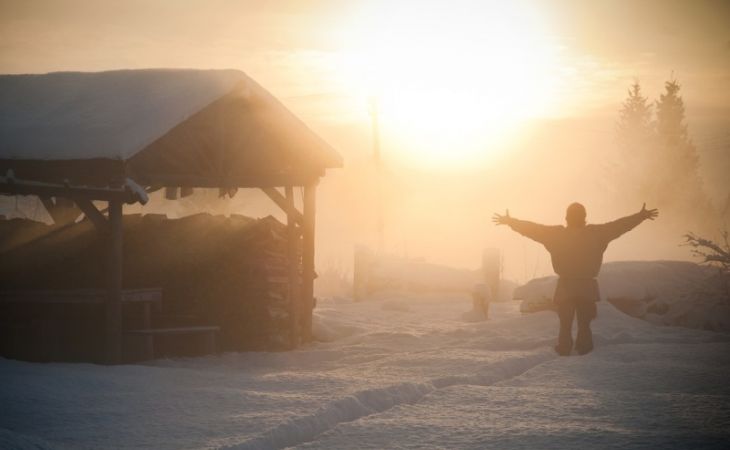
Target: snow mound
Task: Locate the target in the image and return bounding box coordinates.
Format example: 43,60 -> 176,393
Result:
514,260 -> 730,332
312,313 -> 365,343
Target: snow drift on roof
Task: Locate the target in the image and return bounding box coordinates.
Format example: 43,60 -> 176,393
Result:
0,69 -> 247,160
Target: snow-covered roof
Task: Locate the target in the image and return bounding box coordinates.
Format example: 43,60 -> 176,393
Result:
0,69 -> 341,186
0,69 -> 245,160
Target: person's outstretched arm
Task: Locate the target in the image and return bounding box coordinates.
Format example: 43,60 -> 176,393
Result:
598,203 -> 658,242
492,209 -> 556,245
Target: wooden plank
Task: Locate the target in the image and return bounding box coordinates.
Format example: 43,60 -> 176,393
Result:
261,187 -> 303,225
286,185 -> 301,348
0,158 -> 126,187
301,181 -> 317,342
265,276 -> 294,284
0,288 -> 162,304
0,176 -> 140,203
125,326 -> 220,335
105,200 -> 123,365
74,198 -> 109,233
130,171 -> 324,189
121,289 -> 163,303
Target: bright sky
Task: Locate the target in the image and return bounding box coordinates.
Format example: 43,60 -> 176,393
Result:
2,0 -> 728,276
1,0 -> 728,168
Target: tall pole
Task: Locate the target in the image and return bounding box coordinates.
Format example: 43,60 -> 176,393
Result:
369,96 -> 384,255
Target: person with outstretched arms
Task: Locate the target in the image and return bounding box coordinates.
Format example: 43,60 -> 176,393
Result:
493,203 -> 658,355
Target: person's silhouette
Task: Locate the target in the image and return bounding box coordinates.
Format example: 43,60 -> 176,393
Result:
493,203 -> 658,355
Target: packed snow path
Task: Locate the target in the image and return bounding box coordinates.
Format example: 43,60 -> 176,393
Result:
2,295 -> 729,449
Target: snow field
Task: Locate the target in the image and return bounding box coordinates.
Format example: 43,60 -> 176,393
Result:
1,294 -> 729,449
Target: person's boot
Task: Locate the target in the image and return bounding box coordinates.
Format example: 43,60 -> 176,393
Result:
555,332 -> 573,356
575,327 -> 593,355
554,344 -> 571,356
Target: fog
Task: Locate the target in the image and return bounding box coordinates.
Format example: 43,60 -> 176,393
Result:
2,86 -> 727,289
1,0 -> 729,286
310,112 -> 729,284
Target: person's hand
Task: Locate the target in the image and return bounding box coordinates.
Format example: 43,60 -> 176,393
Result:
492,209 -> 512,226
639,203 -> 658,220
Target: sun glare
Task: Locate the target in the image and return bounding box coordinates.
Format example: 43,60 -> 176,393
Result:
336,1 -> 561,168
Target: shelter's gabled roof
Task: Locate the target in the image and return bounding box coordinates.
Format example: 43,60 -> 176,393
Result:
0,69 -> 342,188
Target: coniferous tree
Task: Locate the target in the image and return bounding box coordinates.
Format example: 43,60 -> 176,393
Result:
656,80 -> 699,179
654,78 -> 713,227
617,82 -> 653,148
614,82 -> 655,201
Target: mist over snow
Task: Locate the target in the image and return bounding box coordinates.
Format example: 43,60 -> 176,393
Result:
2,290 -> 729,449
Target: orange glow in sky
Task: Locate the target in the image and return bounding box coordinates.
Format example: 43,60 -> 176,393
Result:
332,1 -> 563,167
1,0 -> 729,275
0,0 -> 727,171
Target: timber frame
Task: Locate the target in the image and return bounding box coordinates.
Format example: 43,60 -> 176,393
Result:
261,180 -> 319,345
0,69 -> 342,363
0,172 -> 321,363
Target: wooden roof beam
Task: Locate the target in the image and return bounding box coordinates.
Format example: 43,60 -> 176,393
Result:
0,173 -> 148,205
131,170 -> 324,190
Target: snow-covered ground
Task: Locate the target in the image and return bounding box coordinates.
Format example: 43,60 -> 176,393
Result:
2,294 -> 729,449
514,261 -> 730,332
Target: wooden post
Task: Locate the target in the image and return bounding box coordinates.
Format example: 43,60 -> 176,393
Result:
482,248 -> 501,301
285,186 -> 300,348
105,200 -> 123,364
353,246 -> 372,301
301,180 -> 317,341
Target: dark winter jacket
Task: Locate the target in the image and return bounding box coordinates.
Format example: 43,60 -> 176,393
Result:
508,212 -> 645,303
508,212 -> 645,280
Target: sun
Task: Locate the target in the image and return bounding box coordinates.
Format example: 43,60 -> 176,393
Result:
336,1 -> 562,168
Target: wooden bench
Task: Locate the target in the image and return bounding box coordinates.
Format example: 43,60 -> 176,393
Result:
0,288 -> 161,327
124,326 -> 220,361
0,289 -> 162,362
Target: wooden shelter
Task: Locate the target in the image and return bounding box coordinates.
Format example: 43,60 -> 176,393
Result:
0,69 -> 342,363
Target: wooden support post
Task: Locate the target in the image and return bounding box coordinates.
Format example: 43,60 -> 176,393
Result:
105,200 -> 123,364
261,187 -> 303,225
74,198 -> 110,233
482,248 -> 501,301
301,181 -> 317,342
285,186 -> 300,348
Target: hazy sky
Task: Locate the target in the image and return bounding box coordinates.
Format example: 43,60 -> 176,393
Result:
2,0 -> 728,278
2,0 -> 728,128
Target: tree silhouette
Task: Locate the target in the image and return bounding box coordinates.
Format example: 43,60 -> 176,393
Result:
614,82 -> 656,202
654,79 -> 711,223
617,82 -> 653,148
612,78 -> 716,232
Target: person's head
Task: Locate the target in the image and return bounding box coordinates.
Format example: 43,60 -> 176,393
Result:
565,202 -> 586,227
